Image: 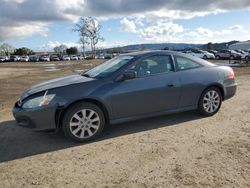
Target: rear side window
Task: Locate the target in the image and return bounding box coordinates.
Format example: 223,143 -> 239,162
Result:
174,56 -> 201,71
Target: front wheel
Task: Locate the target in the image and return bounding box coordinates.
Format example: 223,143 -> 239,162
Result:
198,87 -> 222,116
245,56 -> 249,62
62,102 -> 105,142
230,55 -> 234,60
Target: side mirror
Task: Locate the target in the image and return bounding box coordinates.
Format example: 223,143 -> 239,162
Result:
116,70 -> 137,82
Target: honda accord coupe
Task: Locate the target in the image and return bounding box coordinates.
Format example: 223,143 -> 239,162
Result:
13,50 -> 237,142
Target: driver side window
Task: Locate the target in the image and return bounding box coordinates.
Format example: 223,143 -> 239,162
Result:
129,55 -> 174,78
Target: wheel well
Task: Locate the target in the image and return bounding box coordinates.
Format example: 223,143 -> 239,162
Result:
204,85 -> 225,100
57,99 -> 110,128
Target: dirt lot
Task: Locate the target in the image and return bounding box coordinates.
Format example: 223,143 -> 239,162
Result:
0,60 -> 249,187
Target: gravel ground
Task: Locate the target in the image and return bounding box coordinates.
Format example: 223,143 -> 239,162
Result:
0,61 -> 249,187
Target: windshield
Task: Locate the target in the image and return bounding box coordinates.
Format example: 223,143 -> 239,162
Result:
83,55 -> 134,78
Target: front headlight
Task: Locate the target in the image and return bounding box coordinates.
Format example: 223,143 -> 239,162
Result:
22,91 -> 55,109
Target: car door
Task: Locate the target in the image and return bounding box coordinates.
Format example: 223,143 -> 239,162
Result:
174,55 -> 205,108
222,50 -> 230,58
110,55 -> 181,119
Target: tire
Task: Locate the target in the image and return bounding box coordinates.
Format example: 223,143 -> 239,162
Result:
62,102 -> 105,142
215,55 -> 220,60
203,55 -> 207,59
230,55 -> 234,60
245,56 -> 249,61
198,87 -> 222,116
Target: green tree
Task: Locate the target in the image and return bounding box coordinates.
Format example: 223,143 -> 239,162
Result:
14,47 -> 33,55
207,42 -> 213,50
66,47 -> 78,55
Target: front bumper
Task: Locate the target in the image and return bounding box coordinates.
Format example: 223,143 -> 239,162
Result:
12,102 -> 58,131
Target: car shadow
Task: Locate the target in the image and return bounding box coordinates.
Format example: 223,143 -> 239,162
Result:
0,111 -> 203,163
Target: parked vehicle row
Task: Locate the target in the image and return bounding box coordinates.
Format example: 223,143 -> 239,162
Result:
183,49 -> 250,61
1,50 -> 249,63
0,53 -> 114,63
0,54 -> 86,63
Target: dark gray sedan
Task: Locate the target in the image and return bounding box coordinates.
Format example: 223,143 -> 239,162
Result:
13,51 -> 237,142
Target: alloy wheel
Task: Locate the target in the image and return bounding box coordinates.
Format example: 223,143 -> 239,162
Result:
69,109 -> 100,139
203,90 -> 221,113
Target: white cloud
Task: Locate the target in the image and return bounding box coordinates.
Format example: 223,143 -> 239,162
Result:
229,25 -> 243,30
0,0 -> 84,41
138,21 -> 184,42
0,22 -> 48,40
215,25 -> 247,36
1,0 -> 250,47
184,25 -> 249,43
120,18 -> 137,33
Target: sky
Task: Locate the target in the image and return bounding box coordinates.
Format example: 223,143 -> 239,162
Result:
0,0 -> 250,51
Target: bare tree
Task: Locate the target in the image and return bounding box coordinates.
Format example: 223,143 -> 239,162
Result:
79,36 -> 89,57
54,44 -> 67,55
74,17 -> 90,57
87,18 -> 104,58
74,17 -> 103,58
0,43 -> 15,56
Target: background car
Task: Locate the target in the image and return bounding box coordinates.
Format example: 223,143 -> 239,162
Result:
207,50 -> 218,55
9,55 -> 20,62
104,54 -> 113,59
50,55 -> 60,61
0,56 -> 7,62
244,50 -> 250,61
95,54 -> 105,59
40,56 -> 50,62
70,55 -> 78,60
20,55 -> 29,62
13,50 -> 237,142
61,55 -> 70,61
215,50 -> 242,60
29,55 -> 40,62
235,49 -> 249,60
77,55 -> 84,60
186,49 -> 215,59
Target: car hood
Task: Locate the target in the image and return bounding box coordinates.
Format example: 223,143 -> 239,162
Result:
20,74 -> 95,100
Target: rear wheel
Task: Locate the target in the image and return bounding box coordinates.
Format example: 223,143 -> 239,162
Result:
198,87 -> 222,116
203,55 -> 207,59
62,102 -> 105,142
215,55 -> 220,60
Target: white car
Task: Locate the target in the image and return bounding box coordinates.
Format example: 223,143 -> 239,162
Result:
77,55 -> 84,60
187,50 -> 215,59
0,56 -> 7,62
70,55 -> 78,61
235,50 -> 249,60
40,56 -> 50,62
95,54 -> 105,59
62,55 -> 70,61
20,55 -> 29,62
